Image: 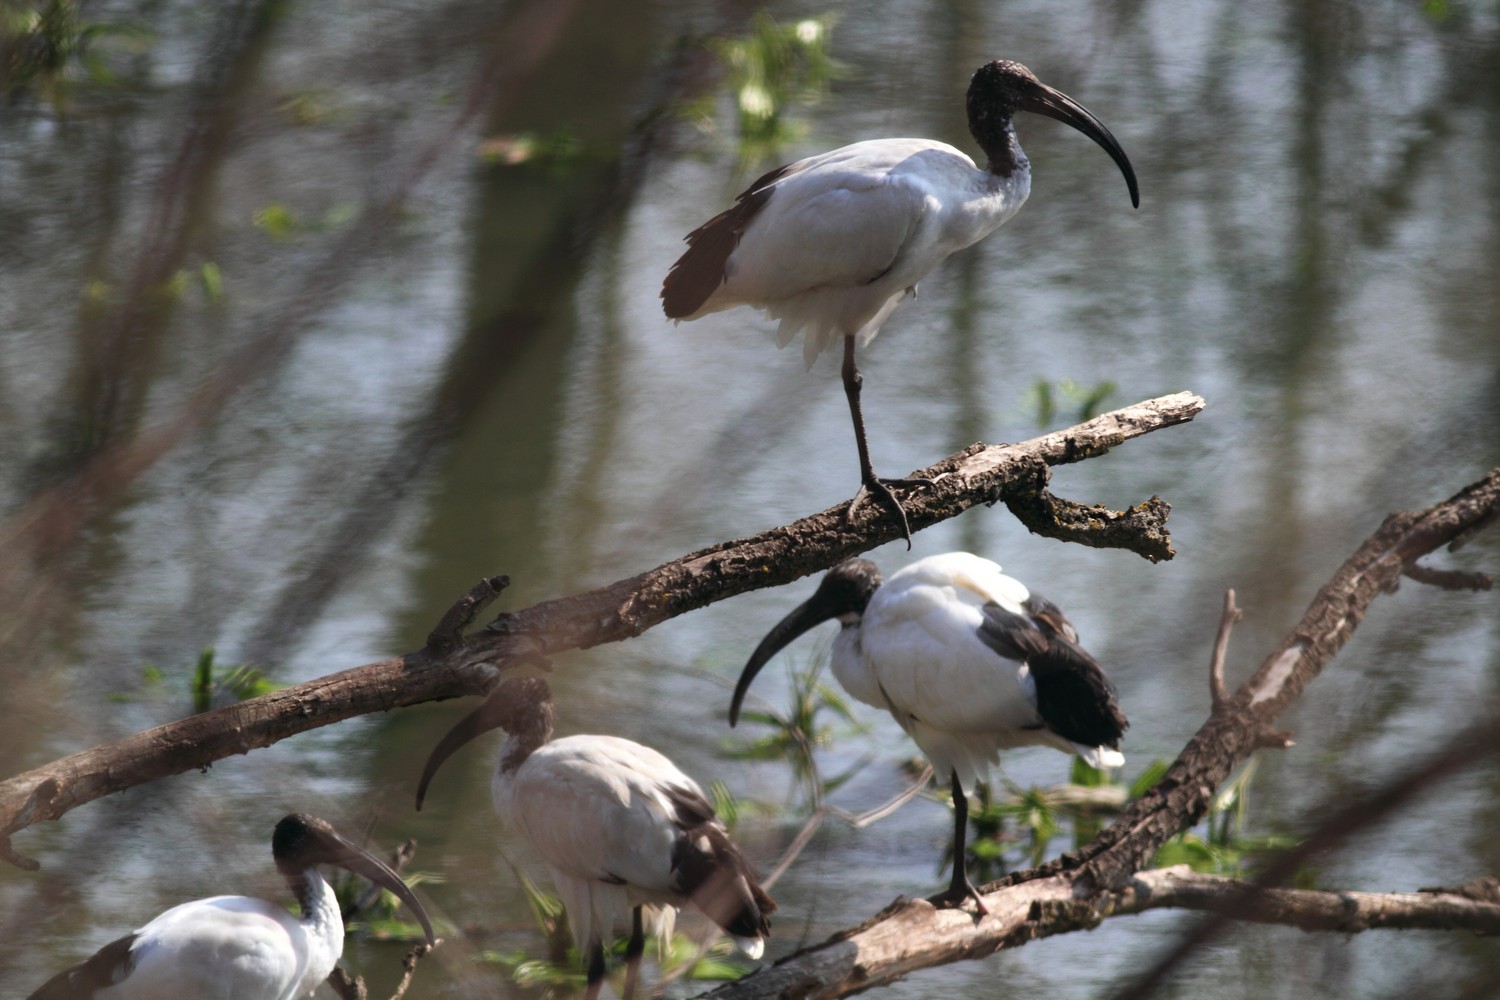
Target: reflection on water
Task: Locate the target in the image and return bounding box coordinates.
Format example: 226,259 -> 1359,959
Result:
2,0 -> 1499,996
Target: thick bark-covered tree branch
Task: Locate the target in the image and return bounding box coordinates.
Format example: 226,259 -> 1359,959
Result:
0,393 -> 1202,865
695,466 -> 1500,999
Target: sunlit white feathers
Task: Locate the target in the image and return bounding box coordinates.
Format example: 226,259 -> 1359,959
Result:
27,814 -> 434,1000
840,551 -> 1123,793
414,677 -> 774,998
89,888 -> 341,1000
678,139 -> 1031,367
730,551 -> 1127,908
731,550 -> 1127,790
497,734 -> 768,958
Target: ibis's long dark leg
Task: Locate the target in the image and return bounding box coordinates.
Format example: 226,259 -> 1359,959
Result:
621,906 -> 646,1000
584,938 -> 607,1000
841,335 -> 933,548
936,771 -> 990,915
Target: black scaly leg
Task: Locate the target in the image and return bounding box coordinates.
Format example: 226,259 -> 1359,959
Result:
841,335 -> 934,548
584,938 -> 606,1000
942,771 -> 990,916
621,907 -> 646,1000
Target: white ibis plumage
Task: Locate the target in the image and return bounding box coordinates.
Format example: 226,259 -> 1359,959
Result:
662,60 -> 1140,544
728,552 -> 1127,912
26,813 -> 435,1000
415,677 -> 775,1000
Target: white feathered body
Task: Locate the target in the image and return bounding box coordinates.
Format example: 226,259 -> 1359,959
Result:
93,876 -> 341,1000
684,138 -> 1030,367
832,552 -> 1123,794
493,734 -> 765,958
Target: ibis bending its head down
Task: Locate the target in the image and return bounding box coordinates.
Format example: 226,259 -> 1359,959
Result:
662,61 -> 1139,544
729,552 -> 1127,912
27,813 -> 435,1000
415,677 -> 775,1000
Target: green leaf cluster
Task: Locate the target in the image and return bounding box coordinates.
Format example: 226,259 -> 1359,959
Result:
1028,378 -> 1118,427
2,0 -> 152,108
1152,759 -> 1300,877
724,653 -> 865,809
191,648 -> 280,712
674,12 -> 842,164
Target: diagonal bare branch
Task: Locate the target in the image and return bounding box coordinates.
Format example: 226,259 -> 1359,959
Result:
1208,589 -> 1242,711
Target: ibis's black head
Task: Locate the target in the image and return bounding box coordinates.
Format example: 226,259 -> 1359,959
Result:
728,560 -> 882,727
271,813 -> 436,946
812,559 -> 883,619
414,676 -> 555,812
967,59 -> 1139,209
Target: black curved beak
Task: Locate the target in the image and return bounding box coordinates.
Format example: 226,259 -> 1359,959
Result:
729,598 -> 839,727
317,825 -> 436,946
414,693 -> 504,812
1019,81 -> 1139,208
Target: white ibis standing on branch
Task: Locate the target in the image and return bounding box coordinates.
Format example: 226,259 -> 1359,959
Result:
415,677 -> 775,1000
662,60 -> 1139,545
26,813 -> 435,999
728,552 -> 1127,911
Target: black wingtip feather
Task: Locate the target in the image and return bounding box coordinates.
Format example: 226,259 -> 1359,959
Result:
1029,630 -> 1129,749
977,598 -> 1128,750
662,786 -> 776,941
661,164 -> 791,319
26,933 -> 137,999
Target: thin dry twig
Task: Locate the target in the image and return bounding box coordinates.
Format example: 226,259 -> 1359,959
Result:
325,966 -> 368,1000
1118,866 -> 1500,934
1208,589 -> 1243,711
325,940 -> 437,1000
1404,562 -> 1494,592
388,943 -> 437,1000
764,810 -> 827,891
833,764 -> 936,830
342,839 -> 418,926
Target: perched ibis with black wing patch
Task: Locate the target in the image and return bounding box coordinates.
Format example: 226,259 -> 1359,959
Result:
415,677 -> 774,1000
663,61 -> 1139,544
729,552 -> 1127,912
27,813 -> 435,999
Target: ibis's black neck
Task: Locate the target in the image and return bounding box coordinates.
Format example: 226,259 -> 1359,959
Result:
282,867 -> 326,920
499,707 -> 554,776
965,60 -> 1033,179
974,121 -> 1028,179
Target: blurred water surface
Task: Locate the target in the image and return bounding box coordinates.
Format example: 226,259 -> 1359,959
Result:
2,0 -> 1498,996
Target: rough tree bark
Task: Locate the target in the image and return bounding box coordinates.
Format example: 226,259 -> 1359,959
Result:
1118,867 -> 1500,934
693,467 -> 1500,999
0,392 -> 1203,868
